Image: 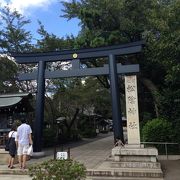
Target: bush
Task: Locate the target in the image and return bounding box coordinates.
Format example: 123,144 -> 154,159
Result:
141,118 -> 175,154
29,159 -> 86,180
142,118 -> 174,142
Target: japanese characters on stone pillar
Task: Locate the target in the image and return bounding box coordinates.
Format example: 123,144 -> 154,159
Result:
125,75 -> 140,145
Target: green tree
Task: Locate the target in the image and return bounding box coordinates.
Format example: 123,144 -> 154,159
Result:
61,0 -> 163,118
51,77 -> 111,139
0,55 -> 18,93
62,0 -> 180,122
142,0 -> 179,120
62,0 -> 160,47
0,6 -> 37,92
0,6 -> 33,52
36,21 -> 75,52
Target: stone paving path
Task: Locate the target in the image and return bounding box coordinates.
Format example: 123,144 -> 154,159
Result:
70,133 -> 114,169
0,132 -> 179,180
160,160 -> 180,180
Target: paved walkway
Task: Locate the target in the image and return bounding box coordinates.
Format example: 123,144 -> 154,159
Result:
0,132 -> 179,180
160,160 -> 180,180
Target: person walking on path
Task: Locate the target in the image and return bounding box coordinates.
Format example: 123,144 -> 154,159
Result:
17,118 -> 33,170
7,124 -> 18,169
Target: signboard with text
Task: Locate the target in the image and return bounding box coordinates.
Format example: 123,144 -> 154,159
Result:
56,152 -> 68,160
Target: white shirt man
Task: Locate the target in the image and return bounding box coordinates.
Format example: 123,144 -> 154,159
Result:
17,119 -> 33,169
17,123 -> 32,145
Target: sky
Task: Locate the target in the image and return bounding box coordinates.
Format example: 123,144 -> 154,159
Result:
0,0 -> 81,40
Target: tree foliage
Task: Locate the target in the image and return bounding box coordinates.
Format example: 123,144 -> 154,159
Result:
0,6 -> 33,53
143,0 -> 180,120
36,21 -> 75,52
62,0 -> 180,122
0,6 -> 37,93
51,77 -> 111,138
0,55 -> 18,93
62,0 -> 164,47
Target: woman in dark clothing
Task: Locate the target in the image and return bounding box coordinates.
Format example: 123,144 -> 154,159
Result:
7,125 -> 17,169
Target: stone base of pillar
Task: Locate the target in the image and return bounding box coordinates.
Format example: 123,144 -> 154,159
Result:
86,146 -> 164,180
112,145 -> 158,162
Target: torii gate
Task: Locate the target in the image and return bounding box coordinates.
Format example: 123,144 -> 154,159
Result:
12,41 -> 144,152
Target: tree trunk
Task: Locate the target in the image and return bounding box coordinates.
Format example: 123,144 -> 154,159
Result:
141,78 -> 160,117
64,108 -> 80,139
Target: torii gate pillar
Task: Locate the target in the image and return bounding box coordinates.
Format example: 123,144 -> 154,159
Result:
109,54 -> 124,143
34,61 -> 45,152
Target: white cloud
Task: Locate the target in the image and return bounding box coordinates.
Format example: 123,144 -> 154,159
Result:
0,0 -> 58,14
0,0 -> 6,6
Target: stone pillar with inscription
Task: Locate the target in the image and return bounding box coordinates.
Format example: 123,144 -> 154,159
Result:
125,75 -> 140,145
109,75 -> 163,179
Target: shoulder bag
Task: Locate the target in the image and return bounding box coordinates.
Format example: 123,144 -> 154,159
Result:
5,131 -> 14,151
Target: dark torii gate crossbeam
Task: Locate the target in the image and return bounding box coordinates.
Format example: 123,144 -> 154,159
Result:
12,41 -> 144,152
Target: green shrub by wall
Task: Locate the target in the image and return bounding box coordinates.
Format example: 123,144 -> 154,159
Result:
142,118 -> 174,142
141,118 -> 176,154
